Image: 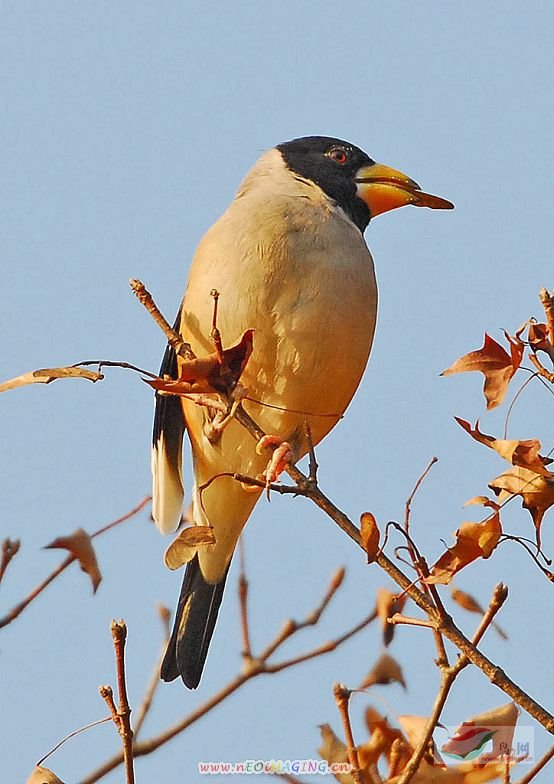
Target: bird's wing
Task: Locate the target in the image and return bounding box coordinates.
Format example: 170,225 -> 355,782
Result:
152,308 -> 187,533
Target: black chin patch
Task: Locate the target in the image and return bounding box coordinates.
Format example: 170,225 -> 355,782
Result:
276,136 -> 374,232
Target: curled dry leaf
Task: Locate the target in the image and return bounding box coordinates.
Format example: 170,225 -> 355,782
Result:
44,528 -> 101,592
441,702 -> 519,766
456,418 -> 553,476
363,706 -> 411,774
360,512 -> 380,563
317,724 -> 354,784
360,652 -> 406,690
442,332 -> 524,410
377,587 -> 407,646
489,466 -> 554,548
0,366 -> 103,394
146,329 -> 254,396
450,587 -> 508,640
26,766 -> 65,784
528,322 -> 552,353
164,525 -> 216,570
426,504 -> 502,585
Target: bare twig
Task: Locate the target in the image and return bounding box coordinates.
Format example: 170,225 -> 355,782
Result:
0,496 -> 150,630
528,353 -> 554,383
396,583 -> 509,784
333,684 -> 362,783
539,288 -> 554,348
0,538 -> 20,584
111,620 -> 135,784
129,279 -> 195,360
81,572 -> 375,783
99,686 -> 119,725
238,537 -> 253,661
515,742 -> 554,784
133,605 -> 171,738
404,457 -> 438,536
388,614 -> 436,629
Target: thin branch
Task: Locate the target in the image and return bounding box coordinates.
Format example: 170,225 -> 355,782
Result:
515,742 -> 554,784
539,288 -> 554,347
129,279 -> 195,360
81,574 -> 374,783
529,353 -> 554,383
395,582 -> 509,784
238,536 -> 253,661
404,457 -> 438,536
388,614 -> 436,629
133,605 -> 170,739
0,496 -> 151,630
333,684 -> 362,783
257,566 -> 345,662
111,620 -> 135,784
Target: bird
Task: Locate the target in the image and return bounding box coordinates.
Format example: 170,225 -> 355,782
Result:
152,135 -> 453,688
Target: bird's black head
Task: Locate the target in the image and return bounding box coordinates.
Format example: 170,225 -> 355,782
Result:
276,135 -> 454,231
276,136 -> 375,232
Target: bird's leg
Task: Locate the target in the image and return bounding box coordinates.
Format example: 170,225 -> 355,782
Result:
203,384 -> 249,443
256,435 -> 294,486
210,288 -> 224,364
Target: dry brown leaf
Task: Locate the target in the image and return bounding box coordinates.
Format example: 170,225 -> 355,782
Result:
528,322 -> 551,352
45,528 -> 101,592
146,329 -> 254,396
455,418 -> 552,476
364,707 -> 411,774
426,504 -> 502,585
317,724 -> 355,784
442,333 -> 524,410
361,652 -> 406,689
398,714 -> 445,766
450,587 -> 508,640
376,587 -> 407,646
26,766 -> 65,784
0,366 -> 103,394
441,702 -> 518,766
164,526 -> 216,570
360,512 -> 380,563
489,465 -> 554,548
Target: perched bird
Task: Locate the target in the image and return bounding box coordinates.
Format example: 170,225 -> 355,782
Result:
153,135 -> 453,687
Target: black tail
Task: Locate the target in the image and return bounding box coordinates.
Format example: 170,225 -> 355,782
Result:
161,554 -> 229,688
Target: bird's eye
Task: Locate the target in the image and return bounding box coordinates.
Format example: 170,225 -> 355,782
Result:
327,147 -> 349,164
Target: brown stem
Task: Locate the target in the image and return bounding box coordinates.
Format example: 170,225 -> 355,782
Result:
111,620 -> 135,784
396,582 -> 509,784
129,279 -> 195,360
133,605 -> 170,738
333,684 -> 362,783
539,288 -> 554,347
81,579 -> 374,783
238,537 -> 253,661
515,742 -> 554,784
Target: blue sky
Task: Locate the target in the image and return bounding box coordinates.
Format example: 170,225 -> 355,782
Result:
1,2 -> 554,782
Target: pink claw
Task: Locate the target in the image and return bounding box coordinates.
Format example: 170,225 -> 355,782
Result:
256,435 -> 293,484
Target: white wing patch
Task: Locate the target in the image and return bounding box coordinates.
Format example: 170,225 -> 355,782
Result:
152,432 -> 185,534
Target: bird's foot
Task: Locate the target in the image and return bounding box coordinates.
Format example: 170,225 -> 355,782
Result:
256,435 -> 293,486
203,384 -> 249,443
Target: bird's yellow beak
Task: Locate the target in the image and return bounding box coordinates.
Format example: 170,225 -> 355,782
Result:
355,162 -> 454,217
